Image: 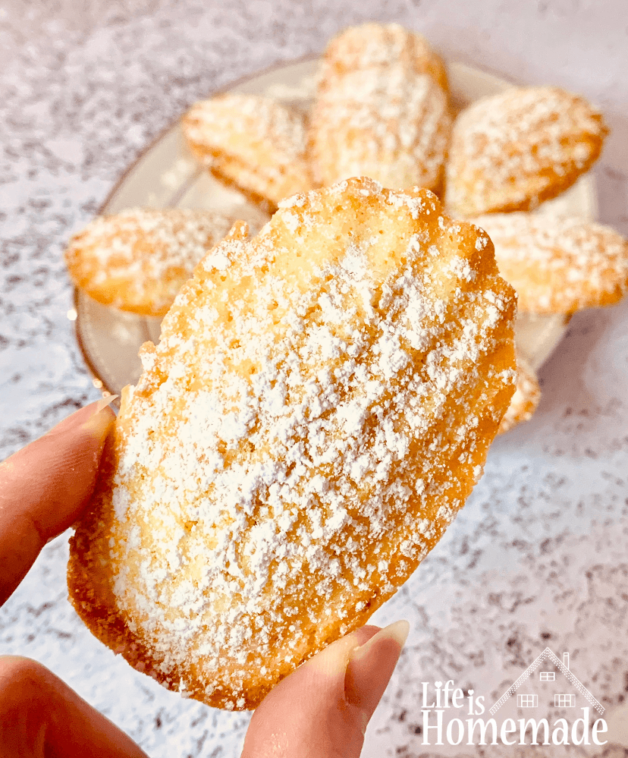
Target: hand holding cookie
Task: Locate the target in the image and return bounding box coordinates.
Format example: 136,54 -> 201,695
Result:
0,403 -> 409,758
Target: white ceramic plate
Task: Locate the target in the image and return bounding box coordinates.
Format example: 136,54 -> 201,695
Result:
72,58 -> 597,396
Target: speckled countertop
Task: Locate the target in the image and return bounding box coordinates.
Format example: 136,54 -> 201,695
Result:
1,1 -> 628,756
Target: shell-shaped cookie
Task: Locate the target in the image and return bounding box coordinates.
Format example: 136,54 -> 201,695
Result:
498,353 -> 541,434
68,179 -> 516,711
64,208 -> 235,317
446,87 -> 608,216
309,64 -> 452,191
182,94 -> 313,210
319,22 -> 449,93
472,213 -> 628,314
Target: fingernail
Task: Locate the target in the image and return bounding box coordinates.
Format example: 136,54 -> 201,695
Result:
344,620 -> 409,721
46,396 -> 118,437
349,620 -> 409,663
95,394 -> 118,414
81,396 -> 118,438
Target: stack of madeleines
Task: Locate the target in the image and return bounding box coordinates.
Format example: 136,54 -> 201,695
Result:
66,22 -> 628,435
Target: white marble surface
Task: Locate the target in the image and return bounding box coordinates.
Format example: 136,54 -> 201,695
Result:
1,1 -> 628,756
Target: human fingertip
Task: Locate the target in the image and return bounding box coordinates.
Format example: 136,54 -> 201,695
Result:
344,620 -> 409,720
241,626 -> 383,758
350,620 -> 409,661
95,394 -> 119,414
80,396 -> 117,440
43,396 -> 116,439
304,625 -> 379,680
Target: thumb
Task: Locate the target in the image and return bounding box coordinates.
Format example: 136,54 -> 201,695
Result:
0,397 -> 116,606
242,620 -> 409,758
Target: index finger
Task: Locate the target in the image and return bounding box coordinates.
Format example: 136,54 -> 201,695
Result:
0,399 -> 115,606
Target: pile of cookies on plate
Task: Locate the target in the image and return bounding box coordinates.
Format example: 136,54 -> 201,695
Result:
63,24 -> 628,711
65,22 -> 628,434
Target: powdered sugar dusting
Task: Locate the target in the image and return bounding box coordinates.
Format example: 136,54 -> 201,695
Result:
473,213 -> 628,313
65,208 -> 234,316
310,65 -> 452,191
182,93 -> 312,207
318,22 -> 449,94
309,23 -> 451,193
75,180 -> 515,710
498,352 -> 541,434
446,86 -> 607,216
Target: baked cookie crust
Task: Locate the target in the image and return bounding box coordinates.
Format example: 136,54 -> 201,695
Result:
68,178 -> 516,710
446,87 -> 608,216
318,22 -> 449,94
182,93 -> 312,210
472,213 -> 628,314
64,208 -> 235,317
498,353 -> 541,435
309,23 -> 451,193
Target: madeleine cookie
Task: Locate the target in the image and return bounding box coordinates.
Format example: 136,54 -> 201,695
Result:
65,208 -> 235,317
446,87 -> 608,216
182,94 -> 312,210
318,22 -> 449,93
472,213 -> 628,314
68,178 -> 516,711
309,65 -> 452,191
309,22 -> 450,192
498,353 -> 541,434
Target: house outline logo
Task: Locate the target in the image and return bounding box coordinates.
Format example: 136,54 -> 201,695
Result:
489,647 -> 605,717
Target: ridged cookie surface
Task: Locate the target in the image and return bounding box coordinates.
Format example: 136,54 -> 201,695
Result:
318,22 -> 449,93
182,94 -> 312,210
309,66 -> 451,192
68,179 -> 516,711
472,213 -> 628,314
309,24 -> 451,192
498,353 -> 541,435
446,87 -> 608,216
65,208 -> 235,317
